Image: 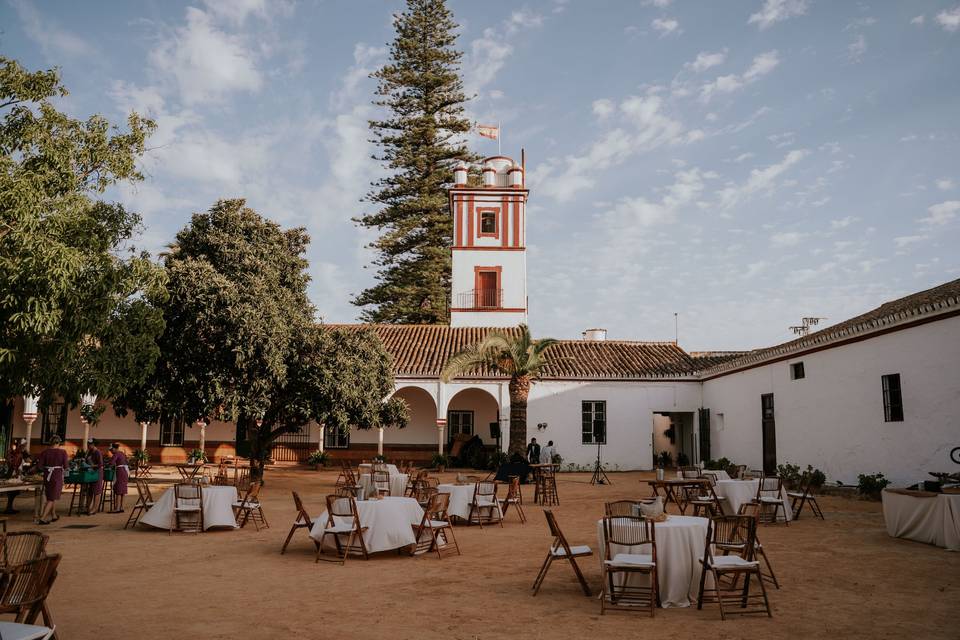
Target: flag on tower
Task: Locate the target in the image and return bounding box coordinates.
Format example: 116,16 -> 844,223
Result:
476,123 -> 499,140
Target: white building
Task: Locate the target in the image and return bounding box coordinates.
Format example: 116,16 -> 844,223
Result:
4,154 -> 958,487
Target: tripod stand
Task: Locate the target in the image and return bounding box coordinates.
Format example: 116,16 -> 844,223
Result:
589,441 -> 611,485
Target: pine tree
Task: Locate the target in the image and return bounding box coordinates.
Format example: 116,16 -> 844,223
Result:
353,0 -> 474,324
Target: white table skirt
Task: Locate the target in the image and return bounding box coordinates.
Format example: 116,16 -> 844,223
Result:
702,469 -> 731,481
359,473 -> 408,497
140,485 -> 239,531
358,463 -> 401,476
714,480 -> 792,520
596,515 -> 710,608
437,483 -> 503,522
882,490 -> 960,551
310,496 -> 424,553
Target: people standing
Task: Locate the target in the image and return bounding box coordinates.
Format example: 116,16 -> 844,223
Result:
540,440 -> 556,465
107,443 -> 129,513
35,435 -> 68,524
526,437 -> 541,464
83,439 -> 104,515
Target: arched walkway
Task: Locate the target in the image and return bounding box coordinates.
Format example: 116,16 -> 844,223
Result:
445,387 -> 501,446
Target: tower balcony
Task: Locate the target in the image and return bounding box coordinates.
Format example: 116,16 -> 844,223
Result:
456,288 -> 503,310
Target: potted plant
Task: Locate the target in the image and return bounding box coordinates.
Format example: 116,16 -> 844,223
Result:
187,448 -> 208,464
431,453 -> 450,473
306,450 -> 330,470
132,448 -> 150,465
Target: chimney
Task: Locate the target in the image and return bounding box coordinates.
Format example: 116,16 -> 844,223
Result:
454,162 -> 468,186
582,328 -> 607,341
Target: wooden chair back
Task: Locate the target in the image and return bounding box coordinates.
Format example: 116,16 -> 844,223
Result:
426,492 -> 452,521
0,533 -> 48,570
604,500 -> 641,517
291,491 -> 313,528
0,554 -> 60,613
239,481 -> 262,506
325,494 -> 362,532
707,515 -> 756,561
733,465 -> 748,479
680,466 -> 702,479
756,475 -> 783,500
602,514 -> 655,557
134,477 -> 155,504
505,476 -> 522,501
543,509 -> 574,555
373,470 -> 391,495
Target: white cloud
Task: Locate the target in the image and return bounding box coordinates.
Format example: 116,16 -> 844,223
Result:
731,152 -> 755,163
334,43 -> 387,109
830,216 -> 859,229
685,50 -> 727,73
700,51 -> 780,102
848,34 -> 867,63
716,149 -> 809,209
10,0 -> 97,61
592,99 -> 615,119
919,200 -> 960,225
602,168 -> 713,229
893,234 -> 929,248
465,11 -> 543,97
936,7 -> 960,32
936,178 -> 955,190
651,18 -> 681,36
507,9 -> 544,33
149,7 -> 262,105
911,15 -> 925,25
770,231 -> 808,247
642,0 -> 674,6
748,0 -> 808,30
200,0 -> 290,25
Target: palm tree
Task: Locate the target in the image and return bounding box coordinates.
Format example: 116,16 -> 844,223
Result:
441,325 -> 557,456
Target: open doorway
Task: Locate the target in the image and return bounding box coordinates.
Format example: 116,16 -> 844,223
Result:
652,412 -> 696,468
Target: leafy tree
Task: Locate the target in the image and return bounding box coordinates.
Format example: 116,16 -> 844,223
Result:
0,57 -> 166,407
115,200 -> 407,478
353,0 -> 474,324
441,325 -> 557,456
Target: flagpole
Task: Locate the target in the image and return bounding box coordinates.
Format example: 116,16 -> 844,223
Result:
498,120 -> 501,155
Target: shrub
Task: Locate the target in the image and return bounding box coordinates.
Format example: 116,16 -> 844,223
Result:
132,448 -> 149,464
676,452 -> 690,467
187,448 -> 208,463
857,472 -> 890,499
431,453 -> 450,468
488,450 -> 508,470
777,462 -> 802,489
551,453 -> 563,465
656,450 -> 674,468
306,451 -> 330,467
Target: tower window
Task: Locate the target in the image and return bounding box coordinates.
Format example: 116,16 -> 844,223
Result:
790,362 -> 805,380
882,374 -> 903,422
479,210 -> 498,236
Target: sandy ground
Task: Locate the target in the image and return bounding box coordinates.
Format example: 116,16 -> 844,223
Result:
7,468 -> 957,640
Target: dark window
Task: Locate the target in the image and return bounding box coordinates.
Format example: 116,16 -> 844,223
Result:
324,425 -> 350,449
40,402 -> 67,444
447,410 -> 474,442
790,362 -> 805,380
882,374 -> 904,422
480,211 -> 497,234
581,401 -> 606,444
159,415 -> 185,446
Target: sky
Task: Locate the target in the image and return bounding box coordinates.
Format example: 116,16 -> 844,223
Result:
2,0 -> 959,350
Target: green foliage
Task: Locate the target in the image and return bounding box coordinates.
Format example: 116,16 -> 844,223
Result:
132,449 -> 149,464
857,472 -> 890,499
80,402 -> 105,426
307,450 -> 330,467
353,0 -> 475,323
676,452 -> 690,467
441,325 -> 557,455
0,57 -> 166,405
777,462 -> 828,490
551,452 -> 563,465
187,448 -> 208,463
656,450 -> 674,468
112,200 -> 406,480
431,453 -> 450,468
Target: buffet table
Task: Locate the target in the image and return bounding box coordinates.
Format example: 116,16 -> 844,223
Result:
882,489 -> 960,551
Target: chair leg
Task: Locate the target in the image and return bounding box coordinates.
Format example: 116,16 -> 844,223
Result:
697,562 -> 708,610
531,554 -> 553,595
567,558 -> 592,597
281,525 -> 298,554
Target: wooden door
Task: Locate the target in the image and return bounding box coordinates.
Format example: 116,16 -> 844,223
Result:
761,394 -> 776,475
477,270 -> 498,307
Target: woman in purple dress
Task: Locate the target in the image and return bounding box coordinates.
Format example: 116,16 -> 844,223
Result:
83,439 -> 104,515
36,435 -> 68,524
108,443 -> 129,513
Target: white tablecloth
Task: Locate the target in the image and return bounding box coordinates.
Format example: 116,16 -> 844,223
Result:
596,515 -> 710,608
882,490 -> 960,551
714,480 -> 792,521
359,473 -> 408,497
140,485 -> 239,530
358,463 -> 401,476
702,469 -> 731,481
438,483 -> 493,521
310,496 -> 424,553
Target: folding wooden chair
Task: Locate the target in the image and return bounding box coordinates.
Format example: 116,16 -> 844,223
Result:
124,478 -> 155,530
372,470 -> 391,497
756,475 -> 788,525
412,492 -> 460,559
690,482 -> 728,517
0,532 -> 48,570
680,466 -> 702,479
789,472 -> 825,520
22,552 -> 60,636
697,515 -> 772,620
316,495 -> 368,564
334,461 -> 353,490
500,476 -> 526,523
0,553 -> 60,626
235,466 -> 251,492
604,500 -> 643,517
468,481 -> 502,528
736,502 -> 780,589
212,461 -> 229,486
532,510 -> 593,597
281,491 -> 318,554
171,483 -> 203,534
601,515 -> 658,616
234,481 -> 268,531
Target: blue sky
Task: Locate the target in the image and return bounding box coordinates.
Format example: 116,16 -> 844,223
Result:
3,0 -> 959,350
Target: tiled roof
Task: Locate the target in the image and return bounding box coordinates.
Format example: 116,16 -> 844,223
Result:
688,351 -> 752,370
329,324 -> 700,379
702,277 -> 960,377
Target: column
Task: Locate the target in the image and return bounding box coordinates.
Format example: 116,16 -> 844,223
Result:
317,422 -> 324,453
377,426 -> 384,457
81,419 -> 91,447
23,418 -> 36,456
198,420 -> 207,456
140,422 -> 149,452
436,418 -> 446,455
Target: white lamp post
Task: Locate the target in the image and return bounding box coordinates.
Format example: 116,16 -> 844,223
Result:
80,391 -> 97,446
139,422 -> 149,453
197,419 -> 207,458
22,395 -> 39,455
377,426 -> 384,458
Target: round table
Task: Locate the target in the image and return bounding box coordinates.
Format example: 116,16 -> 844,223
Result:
596,515 -> 709,608
359,473 -> 408,497
437,483 -> 479,521
702,469 -> 731,481
358,463 -> 400,476
714,480 -> 792,520
310,496 -> 424,553
139,485 -> 239,530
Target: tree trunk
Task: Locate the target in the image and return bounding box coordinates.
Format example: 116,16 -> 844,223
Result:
508,375 -> 531,456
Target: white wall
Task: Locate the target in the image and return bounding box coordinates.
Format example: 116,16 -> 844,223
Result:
702,315 -> 960,487
450,248 -> 527,322
526,380 -> 703,470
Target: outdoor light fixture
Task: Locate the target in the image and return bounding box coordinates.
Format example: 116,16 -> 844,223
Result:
22,395 -> 39,420
537,422 -> 548,430
81,391 -> 97,409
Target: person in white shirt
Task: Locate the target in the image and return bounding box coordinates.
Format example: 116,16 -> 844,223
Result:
540,440 -> 556,465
